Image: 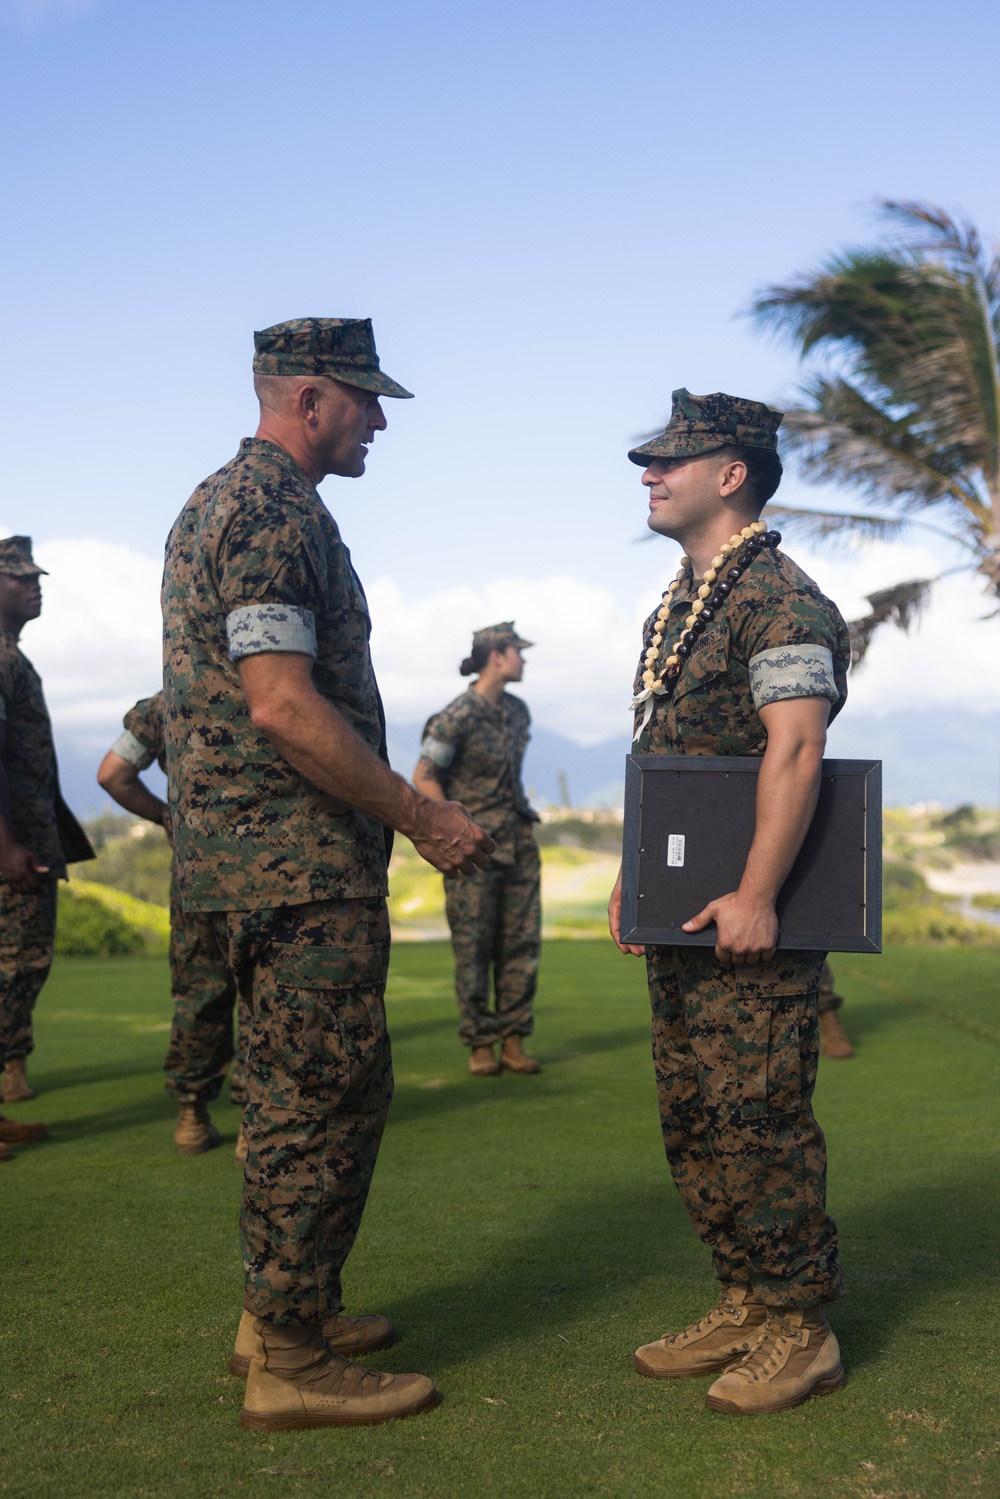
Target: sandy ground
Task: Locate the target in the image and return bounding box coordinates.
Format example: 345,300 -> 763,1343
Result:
923,860 -> 1000,925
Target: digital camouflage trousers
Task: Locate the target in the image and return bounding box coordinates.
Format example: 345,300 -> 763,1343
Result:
444,824 -> 541,1048
0,879 -> 57,1066
212,896 -> 393,1326
165,871 -> 249,1104
647,944 -> 844,1308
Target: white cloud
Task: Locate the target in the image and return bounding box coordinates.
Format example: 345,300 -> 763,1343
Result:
791,539 -> 1000,717
8,533 -> 998,753
21,537 -> 162,737
367,574 -> 642,744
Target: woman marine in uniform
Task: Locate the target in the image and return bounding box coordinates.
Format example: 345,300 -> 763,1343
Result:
413,623 -> 542,1075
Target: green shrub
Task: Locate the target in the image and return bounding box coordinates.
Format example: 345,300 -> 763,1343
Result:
56,890 -> 147,957
970,890 -> 1000,911
70,823 -> 173,906
883,861 -> 930,903
883,905 -> 1000,949
57,881 -> 170,958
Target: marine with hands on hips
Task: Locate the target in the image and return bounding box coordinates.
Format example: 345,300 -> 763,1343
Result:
98,690 -> 252,1160
608,389 -> 851,1416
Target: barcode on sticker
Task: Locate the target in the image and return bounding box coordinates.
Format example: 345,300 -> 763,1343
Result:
667,834 -> 685,867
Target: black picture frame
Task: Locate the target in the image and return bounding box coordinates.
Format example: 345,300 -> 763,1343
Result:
620,755 -> 882,953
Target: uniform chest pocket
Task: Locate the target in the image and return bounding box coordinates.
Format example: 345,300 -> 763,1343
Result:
671,631 -> 729,704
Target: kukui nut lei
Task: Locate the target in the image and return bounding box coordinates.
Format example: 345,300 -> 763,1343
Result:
630,521 -> 781,738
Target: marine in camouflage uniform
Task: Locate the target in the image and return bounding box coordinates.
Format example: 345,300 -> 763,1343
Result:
162,329 -> 400,1330
415,623 -> 541,1070
617,392 -> 850,1414
162,319 -> 488,1428
104,692 -> 250,1107
0,536 -> 93,1131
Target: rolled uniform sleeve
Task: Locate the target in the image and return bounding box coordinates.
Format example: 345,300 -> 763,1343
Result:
419,705 -> 466,779
121,694 -> 167,772
110,728 -> 156,770
739,572 -> 848,719
218,508 -> 326,662
749,644 -> 839,711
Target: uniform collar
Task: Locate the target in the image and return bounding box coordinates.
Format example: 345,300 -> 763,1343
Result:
238,436 -> 316,490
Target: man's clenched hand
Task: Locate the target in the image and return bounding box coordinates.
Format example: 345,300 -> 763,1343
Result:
410,798 -> 495,876
0,840 -> 49,893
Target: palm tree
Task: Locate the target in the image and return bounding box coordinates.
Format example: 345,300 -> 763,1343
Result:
749,199 -> 1000,663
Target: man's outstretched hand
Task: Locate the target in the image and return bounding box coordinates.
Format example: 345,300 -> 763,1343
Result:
410,798 -> 495,876
608,869 -> 645,956
683,889 -> 779,966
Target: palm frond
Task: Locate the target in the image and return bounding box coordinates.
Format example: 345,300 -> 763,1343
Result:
780,379 -> 989,522
748,198 -> 1000,514
848,578 -> 935,667
761,503 -> 911,546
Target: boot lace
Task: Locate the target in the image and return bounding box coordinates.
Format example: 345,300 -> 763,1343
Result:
729,1312 -> 804,1381
301,1350 -> 389,1398
663,1287 -> 742,1346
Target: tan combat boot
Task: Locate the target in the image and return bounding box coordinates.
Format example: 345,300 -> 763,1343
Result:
0,1113 -> 50,1146
634,1284 -> 767,1378
239,1318 -> 438,1430
174,1103 -> 221,1155
500,1035 -> 542,1074
230,1306 -> 395,1378
706,1306 -> 845,1414
2,1058 -> 35,1102
819,1009 -> 855,1059
469,1045 -> 500,1076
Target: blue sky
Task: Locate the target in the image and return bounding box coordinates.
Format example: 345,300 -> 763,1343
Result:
2,0 -> 999,766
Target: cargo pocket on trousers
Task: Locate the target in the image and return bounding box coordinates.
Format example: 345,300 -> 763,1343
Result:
736,984 -> 805,1121
271,942 -> 389,1109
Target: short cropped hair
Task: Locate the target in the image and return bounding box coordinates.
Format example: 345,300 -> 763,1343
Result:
713,444 -> 783,513
253,372 -> 298,413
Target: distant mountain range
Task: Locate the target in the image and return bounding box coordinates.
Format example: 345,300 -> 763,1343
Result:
51,708 -> 1000,822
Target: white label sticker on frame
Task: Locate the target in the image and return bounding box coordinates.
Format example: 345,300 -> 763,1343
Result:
667,834 -> 685,867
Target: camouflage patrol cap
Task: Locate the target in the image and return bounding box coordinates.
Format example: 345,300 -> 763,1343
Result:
253,318 -> 413,399
473,621 -> 534,652
0,536 -> 47,577
628,387 -> 782,466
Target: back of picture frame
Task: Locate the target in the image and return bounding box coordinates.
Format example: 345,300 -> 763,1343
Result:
619,755 -> 882,952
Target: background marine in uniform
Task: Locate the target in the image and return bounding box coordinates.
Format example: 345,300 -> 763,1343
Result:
98,690 -> 251,1158
414,623 -> 542,1076
609,390 -> 850,1416
0,536 -> 93,1158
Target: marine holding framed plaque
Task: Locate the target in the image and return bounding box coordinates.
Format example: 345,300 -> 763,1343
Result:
608,385 -> 864,1415
619,754 -> 882,952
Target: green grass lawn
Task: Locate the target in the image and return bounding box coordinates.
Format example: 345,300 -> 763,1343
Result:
3,943 -> 998,1499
